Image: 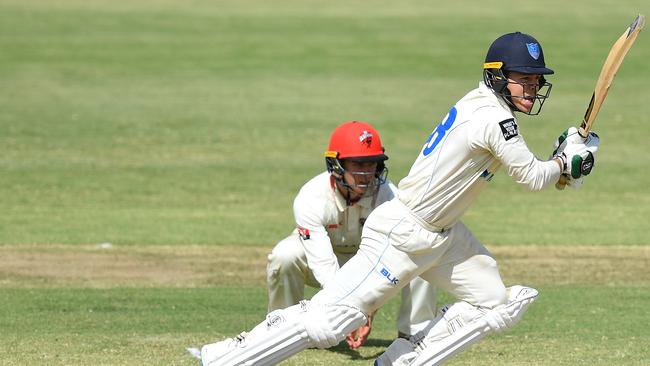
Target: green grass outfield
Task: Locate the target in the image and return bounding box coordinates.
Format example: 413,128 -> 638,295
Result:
1,0 -> 649,364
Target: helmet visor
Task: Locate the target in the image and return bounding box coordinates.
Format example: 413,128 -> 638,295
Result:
346,154 -> 388,163
504,65 -> 554,75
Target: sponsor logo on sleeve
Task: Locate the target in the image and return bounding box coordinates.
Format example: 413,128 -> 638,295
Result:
498,118 -> 519,141
297,227 -> 310,240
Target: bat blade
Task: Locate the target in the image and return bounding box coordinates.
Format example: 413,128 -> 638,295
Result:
579,14 -> 646,137
557,15 -> 645,190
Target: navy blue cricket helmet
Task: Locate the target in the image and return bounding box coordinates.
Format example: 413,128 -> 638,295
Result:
483,32 -> 554,115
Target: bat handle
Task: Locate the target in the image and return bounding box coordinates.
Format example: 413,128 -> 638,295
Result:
578,119 -> 591,139
578,126 -> 589,138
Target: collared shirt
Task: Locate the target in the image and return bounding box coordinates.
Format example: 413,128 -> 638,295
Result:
293,171 -> 397,287
398,82 -> 561,229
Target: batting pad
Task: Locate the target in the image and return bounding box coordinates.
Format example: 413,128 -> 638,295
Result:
201,300 -> 366,366
377,286 -> 538,366
410,285 -> 538,366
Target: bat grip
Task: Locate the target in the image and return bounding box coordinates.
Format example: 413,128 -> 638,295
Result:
578,127 -> 589,139
578,126 -> 589,138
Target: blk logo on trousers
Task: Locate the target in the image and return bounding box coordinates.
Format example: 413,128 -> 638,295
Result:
380,268 -> 399,285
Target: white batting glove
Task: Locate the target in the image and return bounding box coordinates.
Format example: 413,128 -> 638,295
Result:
551,127 -> 600,179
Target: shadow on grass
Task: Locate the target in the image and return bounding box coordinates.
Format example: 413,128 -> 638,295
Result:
326,338 -> 393,360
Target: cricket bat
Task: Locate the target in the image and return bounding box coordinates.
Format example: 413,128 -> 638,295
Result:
557,14 -> 645,189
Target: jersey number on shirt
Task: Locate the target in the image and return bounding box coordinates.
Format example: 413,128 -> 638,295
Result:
422,106 -> 457,156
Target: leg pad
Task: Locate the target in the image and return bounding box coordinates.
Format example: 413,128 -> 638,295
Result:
375,286 -> 539,366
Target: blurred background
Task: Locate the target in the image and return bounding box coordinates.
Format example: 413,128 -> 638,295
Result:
1,0 -> 649,247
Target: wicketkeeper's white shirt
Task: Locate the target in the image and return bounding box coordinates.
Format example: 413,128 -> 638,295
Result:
398,82 -> 561,230
293,172 -> 397,287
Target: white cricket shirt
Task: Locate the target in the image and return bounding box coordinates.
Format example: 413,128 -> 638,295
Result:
398,82 -> 561,230
293,172 -> 397,287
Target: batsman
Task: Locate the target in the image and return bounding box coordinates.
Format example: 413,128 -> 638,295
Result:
197,31 -> 600,365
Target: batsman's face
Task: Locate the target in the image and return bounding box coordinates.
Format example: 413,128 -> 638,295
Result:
342,160 -> 378,198
506,72 -> 542,113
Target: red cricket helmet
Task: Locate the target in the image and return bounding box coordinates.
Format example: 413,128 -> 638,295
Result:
324,121 -> 388,194
325,121 -> 388,161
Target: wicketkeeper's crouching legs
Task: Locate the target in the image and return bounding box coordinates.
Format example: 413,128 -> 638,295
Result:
375,285 -> 538,366
200,300 -> 366,366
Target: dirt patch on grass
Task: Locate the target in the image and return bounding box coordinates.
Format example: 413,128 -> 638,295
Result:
0,244 -> 268,288
493,245 -> 649,287
0,244 -> 647,288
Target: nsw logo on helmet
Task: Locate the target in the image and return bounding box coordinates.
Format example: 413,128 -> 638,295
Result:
359,130 -> 373,148
526,43 -> 541,60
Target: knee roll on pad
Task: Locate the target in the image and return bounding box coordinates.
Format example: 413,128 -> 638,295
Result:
483,285 -> 540,332
304,302 -> 367,348
500,285 -> 539,326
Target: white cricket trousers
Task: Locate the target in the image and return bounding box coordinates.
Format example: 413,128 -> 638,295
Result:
266,232 -> 438,335
311,198 -> 507,315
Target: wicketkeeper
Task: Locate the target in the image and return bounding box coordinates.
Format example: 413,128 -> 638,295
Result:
267,121 -> 437,349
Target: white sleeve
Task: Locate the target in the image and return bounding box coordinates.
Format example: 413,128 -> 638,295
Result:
293,194 -> 339,288
481,117 -> 561,191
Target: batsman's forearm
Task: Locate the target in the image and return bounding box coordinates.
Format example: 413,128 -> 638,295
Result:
507,158 -> 562,192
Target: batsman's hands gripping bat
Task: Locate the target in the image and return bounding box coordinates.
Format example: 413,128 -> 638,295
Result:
556,14 -> 645,189
551,127 -> 600,189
